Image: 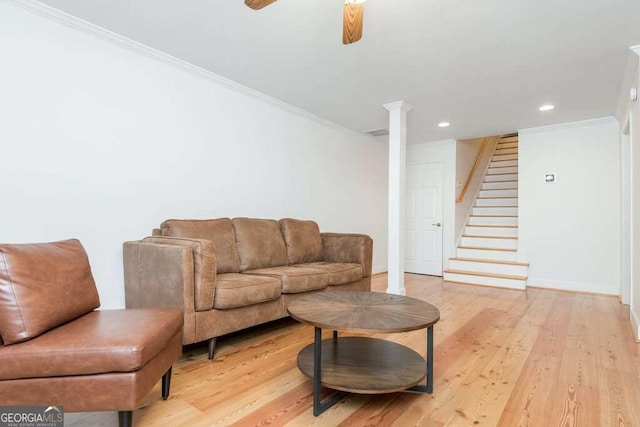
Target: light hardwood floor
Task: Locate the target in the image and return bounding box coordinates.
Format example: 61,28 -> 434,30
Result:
67,274 -> 640,426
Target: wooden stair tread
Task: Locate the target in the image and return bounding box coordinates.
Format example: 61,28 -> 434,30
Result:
469,214 -> 518,218
480,187 -> 518,191
457,246 -> 517,252
477,196 -> 518,199
483,180 -> 518,183
489,165 -> 518,169
450,257 -> 529,266
444,269 -> 527,281
467,224 -> 518,228
486,172 -> 519,176
474,205 -> 518,208
462,234 -> 517,240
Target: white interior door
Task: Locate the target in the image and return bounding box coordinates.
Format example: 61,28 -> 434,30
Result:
405,162 -> 443,275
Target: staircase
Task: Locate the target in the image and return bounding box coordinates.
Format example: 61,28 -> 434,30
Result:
443,134 -> 528,290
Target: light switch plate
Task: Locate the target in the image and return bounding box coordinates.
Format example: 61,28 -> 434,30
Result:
544,172 -> 557,183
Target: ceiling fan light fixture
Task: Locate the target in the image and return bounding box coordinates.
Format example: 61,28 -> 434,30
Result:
343,0 -> 365,44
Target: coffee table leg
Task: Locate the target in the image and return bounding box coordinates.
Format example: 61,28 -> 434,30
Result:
313,327 -> 322,415
408,325 -> 434,394
426,325 -> 434,393
312,327 -> 347,416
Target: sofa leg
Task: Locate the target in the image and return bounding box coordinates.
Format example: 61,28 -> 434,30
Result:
162,367 -> 172,400
208,337 -> 217,360
118,410 -> 132,427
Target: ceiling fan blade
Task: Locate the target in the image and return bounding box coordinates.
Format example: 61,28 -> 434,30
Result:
245,0 -> 278,10
343,2 -> 364,44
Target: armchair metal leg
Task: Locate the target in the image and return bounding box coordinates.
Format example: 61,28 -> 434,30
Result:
162,367 -> 172,400
208,337 -> 217,360
118,410 -> 132,427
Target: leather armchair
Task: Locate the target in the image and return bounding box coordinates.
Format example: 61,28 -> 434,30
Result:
0,239 -> 183,427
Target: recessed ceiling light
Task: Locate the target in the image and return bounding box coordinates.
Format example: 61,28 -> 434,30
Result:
438,122 -> 450,128
539,104 -> 555,111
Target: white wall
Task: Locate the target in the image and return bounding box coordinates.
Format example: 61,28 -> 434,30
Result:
0,3 -> 388,308
456,138 -> 485,196
518,118 -> 621,295
632,94 -> 640,338
406,139 -> 456,271
630,49 -> 640,339
454,136 -> 498,242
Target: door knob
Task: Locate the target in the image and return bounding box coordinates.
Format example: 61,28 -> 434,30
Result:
432,222 -> 441,227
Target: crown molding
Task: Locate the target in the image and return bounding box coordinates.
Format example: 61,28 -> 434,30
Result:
383,101 -> 414,113
6,0 -> 378,143
518,116 -> 618,135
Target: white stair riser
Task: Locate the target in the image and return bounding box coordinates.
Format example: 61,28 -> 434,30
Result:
484,173 -> 518,182
456,247 -> 517,261
490,159 -> 518,168
468,216 -> 518,226
494,147 -> 518,155
487,166 -> 518,175
472,206 -> 518,215
443,272 -> 526,290
465,226 -> 518,237
476,198 -> 518,207
482,181 -> 518,190
448,260 -> 528,276
496,142 -> 518,149
492,153 -> 518,162
479,189 -> 518,198
460,236 -> 518,249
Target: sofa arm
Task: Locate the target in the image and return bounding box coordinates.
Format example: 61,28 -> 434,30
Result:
321,233 -> 373,278
123,241 -> 195,313
124,237 -> 216,312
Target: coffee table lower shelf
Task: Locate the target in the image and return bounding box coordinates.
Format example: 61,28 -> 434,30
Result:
297,334 -> 433,415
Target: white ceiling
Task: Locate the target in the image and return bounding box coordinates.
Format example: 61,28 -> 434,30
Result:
36,0 -> 640,143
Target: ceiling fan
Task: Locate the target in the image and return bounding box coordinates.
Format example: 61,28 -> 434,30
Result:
244,0 -> 366,44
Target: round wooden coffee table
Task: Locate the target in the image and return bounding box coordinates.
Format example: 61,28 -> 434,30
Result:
287,291 -> 440,416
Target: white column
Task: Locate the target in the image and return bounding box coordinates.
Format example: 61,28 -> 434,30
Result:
384,100 -> 413,295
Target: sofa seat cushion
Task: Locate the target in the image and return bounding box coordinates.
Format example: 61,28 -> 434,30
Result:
0,308 -> 183,380
294,262 -> 363,285
214,273 -> 282,309
244,266 -> 328,294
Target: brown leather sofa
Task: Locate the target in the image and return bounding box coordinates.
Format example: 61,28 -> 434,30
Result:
0,239 -> 183,427
123,217 -> 372,359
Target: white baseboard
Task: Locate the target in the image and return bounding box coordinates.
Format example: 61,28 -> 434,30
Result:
527,277 -> 618,296
372,266 -> 388,275
631,309 -> 640,342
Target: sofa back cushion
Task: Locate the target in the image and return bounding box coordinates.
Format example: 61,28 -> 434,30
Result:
161,218 -> 240,274
233,218 -> 288,271
0,239 -> 100,345
279,218 -> 323,264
